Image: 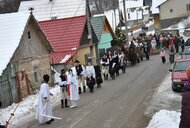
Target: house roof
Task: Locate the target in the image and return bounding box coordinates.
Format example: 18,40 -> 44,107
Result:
119,0 -> 143,9
0,12 -> 30,75
38,15 -> 86,64
90,16 -> 106,41
151,0 -> 167,14
18,0 -> 86,21
49,51 -> 76,64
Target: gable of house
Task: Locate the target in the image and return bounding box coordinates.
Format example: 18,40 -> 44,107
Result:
18,0 -> 86,21
0,12 -> 30,75
0,12 -> 53,107
91,16 -> 114,38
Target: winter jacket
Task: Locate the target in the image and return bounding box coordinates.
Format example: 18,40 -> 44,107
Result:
179,81 -> 190,128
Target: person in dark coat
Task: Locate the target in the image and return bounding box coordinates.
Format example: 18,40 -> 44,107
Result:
179,66 -> 190,128
180,36 -> 185,52
93,61 -> 103,88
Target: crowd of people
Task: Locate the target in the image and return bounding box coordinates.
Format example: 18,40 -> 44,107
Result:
129,31 -> 185,64
35,30 -> 187,125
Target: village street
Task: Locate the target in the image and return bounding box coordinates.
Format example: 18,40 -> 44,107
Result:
17,55 -> 171,128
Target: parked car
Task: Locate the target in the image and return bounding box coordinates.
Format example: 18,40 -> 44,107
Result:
169,58 -> 190,92
185,38 -> 190,46
181,46 -> 190,59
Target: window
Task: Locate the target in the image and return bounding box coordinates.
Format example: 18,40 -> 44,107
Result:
170,9 -> 173,13
33,66 -> 39,82
28,31 -> 31,39
187,4 -> 190,11
99,48 -> 106,58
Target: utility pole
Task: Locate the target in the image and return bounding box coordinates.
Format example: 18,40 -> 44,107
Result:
123,0 -> 128,45
118,0 -> 121,30
86,0 -> 94,57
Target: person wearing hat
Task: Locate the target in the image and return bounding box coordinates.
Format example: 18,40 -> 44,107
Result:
36,74 -> 54,124
58,69 -> 69,108
100,54 -> 109,80
71,60 -> 86,94
179,66 -> 190,128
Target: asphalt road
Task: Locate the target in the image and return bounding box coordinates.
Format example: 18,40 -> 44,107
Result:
18,55 -> 171,128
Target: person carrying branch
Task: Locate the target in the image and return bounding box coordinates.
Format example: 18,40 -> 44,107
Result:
36,74 -> 54,124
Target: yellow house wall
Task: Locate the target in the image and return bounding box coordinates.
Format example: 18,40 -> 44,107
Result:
77,47 -> 90,65
77,45 -> 97,65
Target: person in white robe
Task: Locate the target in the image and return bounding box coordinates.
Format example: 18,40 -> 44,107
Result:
85,62 -> 96,93
36,74 -> 54,124
67,69 -> 80,108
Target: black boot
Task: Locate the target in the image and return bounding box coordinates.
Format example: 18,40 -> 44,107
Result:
65,99 -> 69,107
83,86 -> 86,92
97,84 -> 101,88
61,99 -> 64,108
103,74 -> 106,80
78,87 -> 81,94
106,74 -> 108,80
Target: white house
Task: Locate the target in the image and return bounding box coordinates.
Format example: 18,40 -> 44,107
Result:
105,0 -> 149,31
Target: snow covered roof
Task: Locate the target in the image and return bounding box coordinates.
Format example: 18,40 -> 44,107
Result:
151,0 -> 167,14
18,0 -> 86,21
119,0 -> 143,9
0,12 -> 30,75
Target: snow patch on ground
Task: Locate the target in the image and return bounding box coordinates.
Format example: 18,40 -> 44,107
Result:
145,73 -> 182,117
145,73 -> 182,128
0,85 -> 61,128
146,110 -> 180,128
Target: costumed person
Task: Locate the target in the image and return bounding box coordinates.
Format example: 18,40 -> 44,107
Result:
143,40 -> 150,60
179,66 -> 190,128
108,51 -> 116,80
118,50 -> 126,73
159,48 -> 166,64
128,41 -> 137,65
58,69 -> 69,108
67,69 -> 79,108
36,74 -> 54,124
72,60 -> 86,94
100,54 -> 109,80
93,60 -> 103,88
112,51 -> 120,76
85,61 -> 96,93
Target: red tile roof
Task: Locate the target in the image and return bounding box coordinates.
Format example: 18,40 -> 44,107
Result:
49,51 -> 76,64
38,15 -> 86,64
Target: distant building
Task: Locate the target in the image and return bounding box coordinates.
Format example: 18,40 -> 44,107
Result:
159,0 -> 190,28
91,15 -> 114,57
38,15 -> 98,66
151,0 -> 166,30
105,0 -> 150,31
